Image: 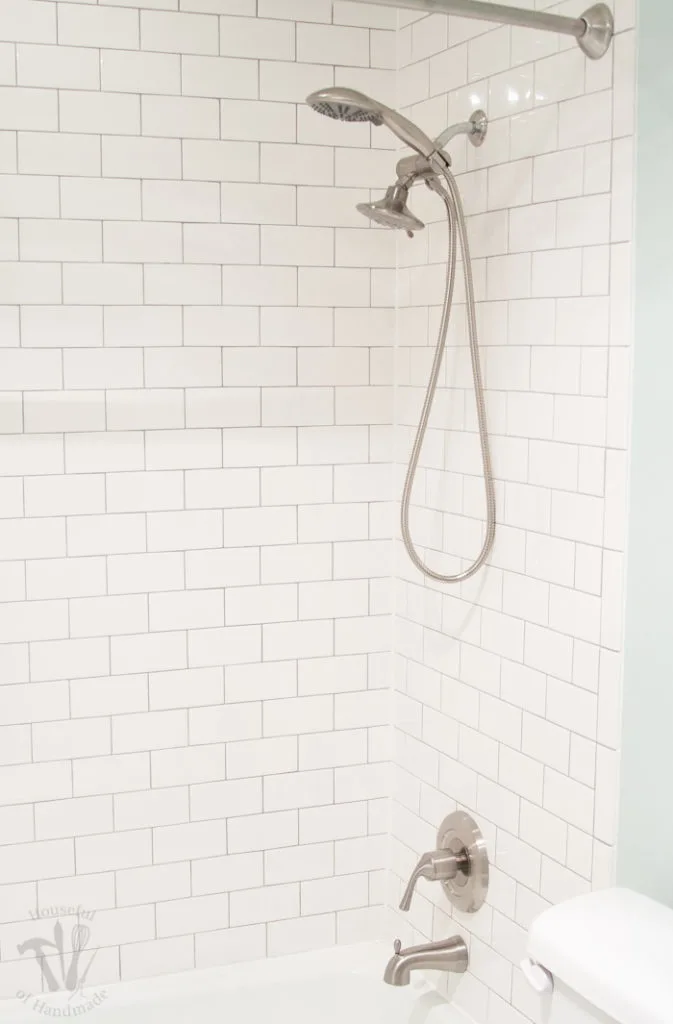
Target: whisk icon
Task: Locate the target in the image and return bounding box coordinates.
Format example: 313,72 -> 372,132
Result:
67,923 -> 92,992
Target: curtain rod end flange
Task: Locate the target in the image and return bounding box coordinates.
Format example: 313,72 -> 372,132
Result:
578,3 -> 615,59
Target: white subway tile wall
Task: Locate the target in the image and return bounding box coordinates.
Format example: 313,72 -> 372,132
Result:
0,0 -> 397,992
391,4 -> 634,1023
0,0 -> 636,1016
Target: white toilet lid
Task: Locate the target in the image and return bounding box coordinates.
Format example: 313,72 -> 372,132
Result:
527,888 -> 673,1024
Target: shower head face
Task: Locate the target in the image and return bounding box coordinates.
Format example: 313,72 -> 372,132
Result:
306,87 -> 384,126
356,185 -> 425,234
306,87 -> 438,161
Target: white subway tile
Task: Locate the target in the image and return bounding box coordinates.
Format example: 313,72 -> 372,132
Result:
0,87 -> 57,131
117,863 -> 191,908
143,95 -> 220,140
18,132 -> 97,178
0,132 -> 15,174
257,0 -> 330,19
26,556 -> 105,600
260,61 -> 331,104
60,91 -> 140,136
223,265 -> 297,306
112,630 -> 188,676
559,90 -> 612,148
73,753 -> 148,797
115,787 -> 188,831
141,10 -> 218,56
544,767 -> 594,833
150,666 -> 223,711
300,802 -> 367,844
71,673 -> 148,719
0,679 -> 68,723
227,736 -> 297,779
184,140 -> 258,183
229,810 -> 298,855
229,882 -> 299,926
77,830 -> 151,874
186,468 -> 259,508
221,183 -> 296,225
219,16 -> 294,60
221,99 -> 296,144
191,778 -> 261,821
268,914 -> 335,956
0,838 -> 73,885
261,144 -> 334,189
0,260 -> 60,303
183,54 -> 257,99
0,760 -> 71,806
120,935 -> 193,981
264,769 -> 333,811
189,624 -> 261,669
264,619 -> 333,661
146,265 -> 221,305
31,637 -> 109,683
152,743 -> 226,788
156,894 -> 228,938
300,729 -> 367,770
63,264 -> 143,305
104,222 -> 181,264
227,583 -> 297,626
146,430 -> 223,471
146,180 -> 221,223
33,718 -> 111,762
195,924 -> 265,968
103,136 -> 181,180
302,872 -> 368,914
17,43 -> 99,90
190,701 -> 261,745
297,23 -> 369,66
192,853 -> 262,897
72,757 -> 145,802
101,49 -> 180,95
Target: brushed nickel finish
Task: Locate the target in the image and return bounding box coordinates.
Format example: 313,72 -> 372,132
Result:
435,109 -> 488,151
356,182 -> 425,234
306,87 -> 439,160
399,169 -> 496,582
383,935 -> 469,986
350,0 -> 614,59
578,3 -> 615,60
399,847 -> 467,911
307,87 -> 496,584
437,810 -> 489,913
399,811 -> 489,914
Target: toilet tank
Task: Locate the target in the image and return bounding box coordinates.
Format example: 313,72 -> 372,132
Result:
526,888 -> 673,1024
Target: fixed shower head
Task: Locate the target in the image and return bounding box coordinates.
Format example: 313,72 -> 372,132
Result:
306,87 -> 439,161
357,183 -> 425,235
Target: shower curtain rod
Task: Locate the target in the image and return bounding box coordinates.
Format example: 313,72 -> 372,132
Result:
355,0 -> 614,59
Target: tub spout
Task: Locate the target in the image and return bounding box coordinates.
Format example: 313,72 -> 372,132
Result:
383,936 -> 469,987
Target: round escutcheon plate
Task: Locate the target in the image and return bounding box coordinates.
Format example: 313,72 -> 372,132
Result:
437,810 -> 489,913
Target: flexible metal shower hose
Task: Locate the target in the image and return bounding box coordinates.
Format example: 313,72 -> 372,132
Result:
400,165 -> 496,583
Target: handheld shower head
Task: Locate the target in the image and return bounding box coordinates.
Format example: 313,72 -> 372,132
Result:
306,87 -> 440,161
306,86 -> 384,126
357,183 -> 425,236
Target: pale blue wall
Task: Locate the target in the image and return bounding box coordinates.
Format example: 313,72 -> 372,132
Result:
618,0 -> 673,904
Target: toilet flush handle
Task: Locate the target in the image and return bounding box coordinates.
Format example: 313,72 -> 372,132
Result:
521,958 -> 554,995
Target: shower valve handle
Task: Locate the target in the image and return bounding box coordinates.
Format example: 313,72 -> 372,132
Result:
399,848 -> 465,912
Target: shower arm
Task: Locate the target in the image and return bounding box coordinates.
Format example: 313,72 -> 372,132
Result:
394,110 -> 488,183
352,0 -> 614,59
